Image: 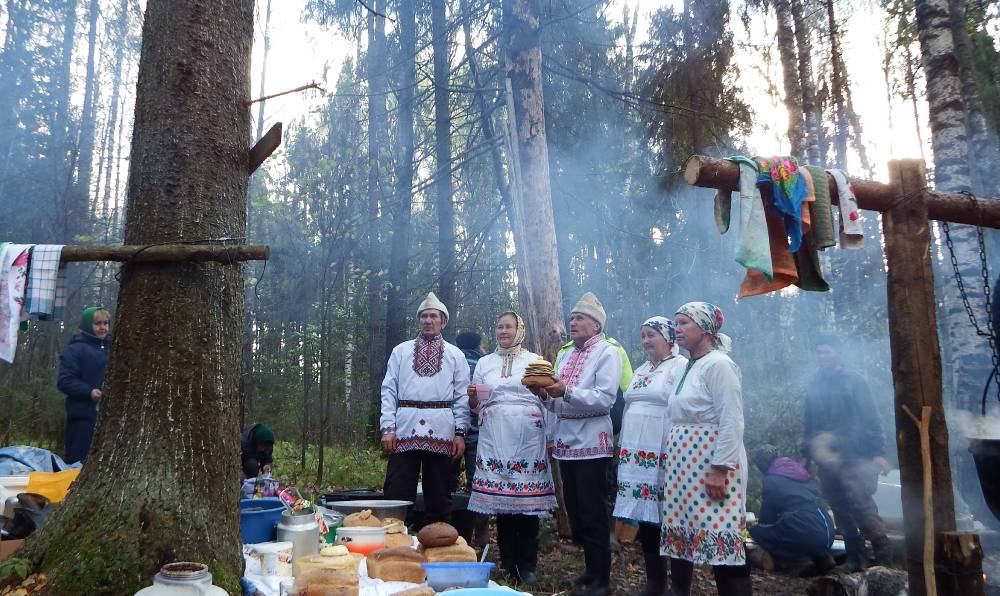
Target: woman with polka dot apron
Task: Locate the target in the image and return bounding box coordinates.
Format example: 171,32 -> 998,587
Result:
660,302 -> 752,596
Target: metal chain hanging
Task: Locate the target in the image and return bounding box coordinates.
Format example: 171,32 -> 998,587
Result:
941,191 -> 1000,415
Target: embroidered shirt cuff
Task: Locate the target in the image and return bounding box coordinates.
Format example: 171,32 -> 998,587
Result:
455,429 -> 466,437
381,426 -> 396,435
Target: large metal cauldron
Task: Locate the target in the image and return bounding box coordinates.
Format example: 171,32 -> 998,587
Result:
970,437 -> 1000,522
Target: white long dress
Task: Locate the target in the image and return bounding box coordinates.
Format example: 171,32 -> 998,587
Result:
467,350 -> 557,515
613,355 -> 687,524
660,350 -> 748,566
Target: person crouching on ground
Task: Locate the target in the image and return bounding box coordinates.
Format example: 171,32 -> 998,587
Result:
613,316 -> 687,596
241,423 -> 275,478
380,292 -> 471,525
661,302 -> 752,596
529,292 -> 621,596
58,306 -> 110,464
747,444 -> 835,576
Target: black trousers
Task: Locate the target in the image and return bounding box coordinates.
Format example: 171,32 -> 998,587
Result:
384,450 -> 453,524
560,457 -> 611,578
496,514 -> 540,574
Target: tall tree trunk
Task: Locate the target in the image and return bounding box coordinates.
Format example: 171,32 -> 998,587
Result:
948,0 -> 1000,195
826,0 -> 849,169
433,0 -> 456,338
366,1 -> 387,406
903,43 -> 928,162
775,0 -> 806,159
76,0 -> 101,218
385,0 -> 416,360
55,0 -> 80,243
19,0 -> 253,593
501,0 -> 566,361
790,0 -> 821,163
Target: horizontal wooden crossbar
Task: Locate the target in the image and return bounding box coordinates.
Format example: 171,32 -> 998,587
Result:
60,244 -> 269,263
683,155 -> 1000,229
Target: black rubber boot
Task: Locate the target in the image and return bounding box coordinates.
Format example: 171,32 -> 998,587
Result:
495,515 -> 518,580
516,516 -> 540,586
576,549 -> 612,596
667,558 -> 694,596
871,535 -> 893,567
637,524 -> 666,596
712,564 -> 753,596
572,548 -> 595,587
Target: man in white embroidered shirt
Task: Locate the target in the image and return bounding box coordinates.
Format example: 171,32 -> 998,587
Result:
531,292 -> 621,596
380,292 -> 471,524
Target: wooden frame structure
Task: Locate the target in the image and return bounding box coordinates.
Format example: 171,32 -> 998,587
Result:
683,155 -> 998,596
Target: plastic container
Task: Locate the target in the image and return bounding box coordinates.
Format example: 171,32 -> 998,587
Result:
334,525 -> 386,556
133,562 -> 227,595
421,562 -> 495,591
239,497 -> 284,544
315,505 -> 344,543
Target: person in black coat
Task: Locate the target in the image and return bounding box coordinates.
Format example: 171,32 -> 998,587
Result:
241,423 -> 275,479
58,307 -> 110,464
748,445 -> 836,576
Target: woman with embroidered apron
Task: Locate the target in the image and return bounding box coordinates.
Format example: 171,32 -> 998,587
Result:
661,302 -> 752,596
467,312 -> 556,585
613,316 -> 687,596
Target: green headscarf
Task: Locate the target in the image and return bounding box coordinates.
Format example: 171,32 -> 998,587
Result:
80,306 -> 109,333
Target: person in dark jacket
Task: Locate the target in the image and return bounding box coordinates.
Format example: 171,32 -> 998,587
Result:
802,335 -> 891,570
241,423 -> 275,478
58,306 -> 110,464
748,445 -> 835,576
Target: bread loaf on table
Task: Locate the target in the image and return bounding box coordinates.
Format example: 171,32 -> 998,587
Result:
366,547 -> 428,584
342,509 -> 382,528
390,588 -> 435,596
416,522 -> 459,547
385,532 -> 414,549
420,541 -> 477,563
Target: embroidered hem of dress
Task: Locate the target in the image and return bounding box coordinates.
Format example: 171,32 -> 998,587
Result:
612,500 -> 662,525
552,445 -> 614,459
468,491 -> 557,516
395,436 -> 454,455
660,525 -> 747,566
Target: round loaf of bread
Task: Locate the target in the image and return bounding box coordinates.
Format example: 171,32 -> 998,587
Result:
521,375 -> 556,388
342,509 -> 382,527
416,522 -> 459,547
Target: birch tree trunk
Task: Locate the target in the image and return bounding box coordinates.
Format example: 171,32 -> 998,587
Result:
775,0 -> 806,159
948,0 -> 1000,196
433,0 -> 456,338
501,0 -> 567,361
17,0 -> 253,593
385,0 -> 416,359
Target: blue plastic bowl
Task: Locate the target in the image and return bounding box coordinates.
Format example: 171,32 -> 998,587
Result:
421,562 -> 495,591
239,497 -> 284,544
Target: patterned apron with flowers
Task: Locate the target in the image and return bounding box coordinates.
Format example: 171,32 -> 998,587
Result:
660,423 -> 747,565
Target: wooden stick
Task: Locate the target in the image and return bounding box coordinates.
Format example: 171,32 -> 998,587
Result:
682,155 -> 1000,228
903,404 -> 937,596
246,82 -> 322,106
60,244 -> 269,263
249,122 -> 283,174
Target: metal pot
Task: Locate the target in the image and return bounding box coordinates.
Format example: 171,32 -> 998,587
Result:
276,509 -> 319,561
322,499 -> 412,521
969,437 -> 1000,523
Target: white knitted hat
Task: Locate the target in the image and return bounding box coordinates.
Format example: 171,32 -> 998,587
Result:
571,292 -> 606,329
417,291 -> 449,321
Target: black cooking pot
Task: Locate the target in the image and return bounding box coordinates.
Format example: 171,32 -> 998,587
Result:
970,438 -> 1000,523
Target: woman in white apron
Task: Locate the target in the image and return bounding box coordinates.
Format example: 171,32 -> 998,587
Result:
467,312 -> 556,585
613,316 -> 687,596
661,302 -> 752,596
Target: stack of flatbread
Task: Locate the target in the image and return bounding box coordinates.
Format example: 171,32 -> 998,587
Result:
521,358 -> 556,389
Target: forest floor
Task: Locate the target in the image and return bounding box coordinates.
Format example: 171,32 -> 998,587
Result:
483,519 -> 815,596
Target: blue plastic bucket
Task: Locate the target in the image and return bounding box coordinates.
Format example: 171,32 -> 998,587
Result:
239,497 -> 284,544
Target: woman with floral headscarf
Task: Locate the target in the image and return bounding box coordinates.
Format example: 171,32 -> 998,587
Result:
660,302 -> 752,596
614,316 -> 687,596
467,311 -> 556,585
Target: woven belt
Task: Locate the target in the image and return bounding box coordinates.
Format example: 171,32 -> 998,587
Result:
398,400 -> 452,409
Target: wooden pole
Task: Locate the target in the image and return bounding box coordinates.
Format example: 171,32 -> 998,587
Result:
883,159 -> 956,596
903,404 -> 937,596
682,155 -> 1000,228
938,532 -> 986,596
59,244 -> 269,263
